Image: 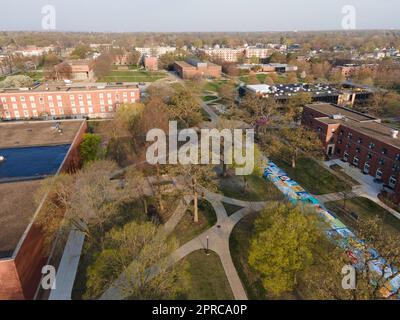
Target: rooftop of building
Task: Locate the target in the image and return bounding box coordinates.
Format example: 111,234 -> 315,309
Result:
0,180 -> 42,258
0,82 -> 139,94
0,120 -> 85,258
245,82 -> 371,97
238,63 -> 296,69
307,103 -> 400,149
318,116 -> 400,149
0,120 -> 84,148
59,59 -> 93,66
305,103 -> 376,122
174,60 -> 219,69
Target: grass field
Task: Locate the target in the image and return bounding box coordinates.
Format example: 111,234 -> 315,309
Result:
182,250 -> 234,300
202,80 -> 227,93
172,199 -> 217,246
271,157 -> 353,195
222,202 -> 244,216
98,69 -> 166,83
218,173 -> 284,202
325,197 -> 400,236
202,95 -> 218,102
25,70 -> 44,81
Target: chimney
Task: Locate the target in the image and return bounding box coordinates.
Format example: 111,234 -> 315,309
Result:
391,129 -> 398,139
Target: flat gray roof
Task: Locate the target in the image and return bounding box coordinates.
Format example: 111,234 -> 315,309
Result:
305,103 -> 376,122
0,120 -> 84,148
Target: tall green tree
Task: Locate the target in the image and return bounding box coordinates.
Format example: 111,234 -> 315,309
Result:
248,202 -> 322,296
279,127 -> 323,168
80,133 -> 103,164
85,221 -> 189,299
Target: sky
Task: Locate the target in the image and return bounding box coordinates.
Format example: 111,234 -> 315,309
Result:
0,0 -> 399,32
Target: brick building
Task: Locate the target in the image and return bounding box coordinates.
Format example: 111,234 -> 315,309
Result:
199,48 -> 245,62
144,56 -> 159,71
55,59 -> 95,81
135,46 -> 176,57
332,63 -> 379,78
302,103 -> 400,202
244,47 -> 273,59
0,120 -> 87,300
0,82 -> 140,121
174,59 -> 221,79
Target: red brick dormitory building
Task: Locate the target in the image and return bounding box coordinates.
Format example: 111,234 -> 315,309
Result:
0,82 -> 140,121
174,59 -> 221,79
302,103 -> 400,203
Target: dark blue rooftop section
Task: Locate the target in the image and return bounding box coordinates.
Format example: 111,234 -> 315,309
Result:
0,144 -> 71,182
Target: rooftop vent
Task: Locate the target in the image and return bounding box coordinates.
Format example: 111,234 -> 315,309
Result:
391,130 -> 399,139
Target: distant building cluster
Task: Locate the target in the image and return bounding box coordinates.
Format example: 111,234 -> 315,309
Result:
135,46 -> 176,58
14,45 -> 56,57
198,46 -> 274,62
332,63 -> 379,78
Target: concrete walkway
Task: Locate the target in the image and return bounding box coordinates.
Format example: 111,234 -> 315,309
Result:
100,188 -> 270,300
49,173 -> 189,300
322,159 -> 400,220
315,191 -> 357,204
49,229 -> 85,300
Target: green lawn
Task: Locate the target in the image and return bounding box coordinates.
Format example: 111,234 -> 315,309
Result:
26,70 -> 44,81
219,173 -> 284,202
98,69 -> 166,82
241,74 -> 268,83
202,95 -> 218,102
202,80 -> 227,93
181,250 -> 234,300
172,199 -> 217,246
229,212 -> 298,300
325,197 -> 400,236
329,164 -> 360,186
271,157 -> 353,195
222,202 -> 244,216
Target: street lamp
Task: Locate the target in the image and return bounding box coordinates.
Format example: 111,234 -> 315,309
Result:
206,236 -> 210,256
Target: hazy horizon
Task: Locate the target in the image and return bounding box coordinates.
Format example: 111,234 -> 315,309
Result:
0,0 -> 399,33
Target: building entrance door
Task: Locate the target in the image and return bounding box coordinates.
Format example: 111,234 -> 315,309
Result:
327,144 -> 334,156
